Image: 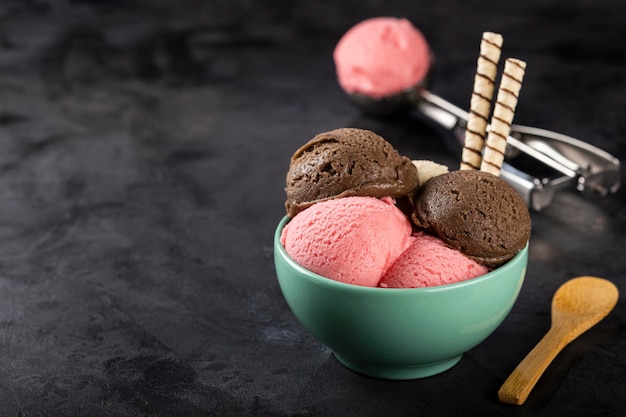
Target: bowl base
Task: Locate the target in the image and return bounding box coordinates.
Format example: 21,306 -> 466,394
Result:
333,353 -> 463,380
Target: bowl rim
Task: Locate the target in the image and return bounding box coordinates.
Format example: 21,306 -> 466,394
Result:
274,215 -> 528,294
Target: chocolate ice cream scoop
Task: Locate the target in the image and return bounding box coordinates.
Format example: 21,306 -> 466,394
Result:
285,128 -> 418,217
413,170 -> 531,268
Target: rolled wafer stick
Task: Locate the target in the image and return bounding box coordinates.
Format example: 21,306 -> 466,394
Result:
460,32 -> 503,170
480,58 -> 527,176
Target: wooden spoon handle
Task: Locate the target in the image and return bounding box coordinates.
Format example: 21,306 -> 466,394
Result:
498,328 -> 567,405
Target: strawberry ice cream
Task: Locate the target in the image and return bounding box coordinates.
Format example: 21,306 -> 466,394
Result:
280,196 -> 412,287
379,232 -> 489,288
333,17 -> 431,98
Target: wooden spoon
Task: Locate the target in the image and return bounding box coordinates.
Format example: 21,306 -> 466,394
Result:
498,276 -> 619,405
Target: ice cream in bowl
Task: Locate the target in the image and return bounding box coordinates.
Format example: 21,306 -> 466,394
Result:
274,222 -> 528,379
274,28 -> 532,379
273,127 -> 530,379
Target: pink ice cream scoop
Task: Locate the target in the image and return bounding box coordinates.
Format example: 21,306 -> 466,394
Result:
333,17 -> 431,99
280,196 -> 413,287
379,232 -> 489,288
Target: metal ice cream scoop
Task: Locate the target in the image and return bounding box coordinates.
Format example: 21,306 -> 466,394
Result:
336,20 -> 621,211
346,83 -> 620,211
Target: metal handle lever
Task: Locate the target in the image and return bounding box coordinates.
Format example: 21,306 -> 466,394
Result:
415,90 -> 620,210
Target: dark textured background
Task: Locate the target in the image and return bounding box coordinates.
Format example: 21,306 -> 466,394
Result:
0,0 -> 625,415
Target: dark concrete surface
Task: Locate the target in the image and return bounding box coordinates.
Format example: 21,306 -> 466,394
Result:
0,0 -> 625,415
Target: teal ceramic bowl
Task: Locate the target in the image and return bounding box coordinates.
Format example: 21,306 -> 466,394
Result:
274,216 -> 528,380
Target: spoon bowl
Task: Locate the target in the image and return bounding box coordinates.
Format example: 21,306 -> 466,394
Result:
498,276 -> 619,405
344,61 -> 436,117
347,89 -> 415,117
552,277 -> 619,340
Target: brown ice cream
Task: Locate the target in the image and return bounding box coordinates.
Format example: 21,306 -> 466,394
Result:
285,128 -> 419,217
412,170 -> 531,268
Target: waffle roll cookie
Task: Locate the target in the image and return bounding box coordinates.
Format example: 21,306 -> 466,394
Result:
480,58 -> 527,176
461,32 -> 503,171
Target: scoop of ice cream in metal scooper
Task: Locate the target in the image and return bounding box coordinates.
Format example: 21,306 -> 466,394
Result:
333,17 -> 621,211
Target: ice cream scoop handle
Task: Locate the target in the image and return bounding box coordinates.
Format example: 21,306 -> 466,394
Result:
417,91 -> 578,178
498,327 -> 568,405
418,90 -> 469,129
